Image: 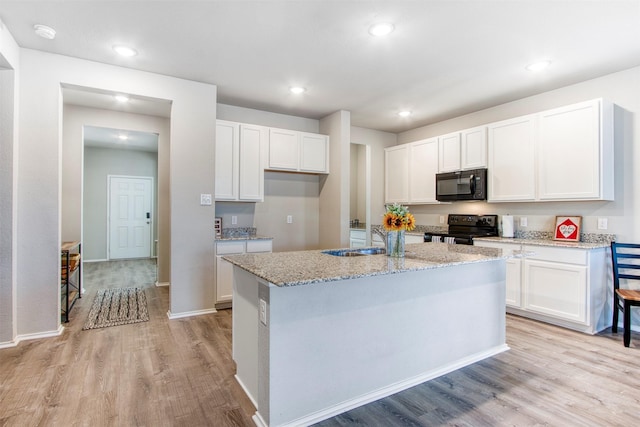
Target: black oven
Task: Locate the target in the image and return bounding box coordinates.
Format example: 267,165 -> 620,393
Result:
435,168 -> 487,202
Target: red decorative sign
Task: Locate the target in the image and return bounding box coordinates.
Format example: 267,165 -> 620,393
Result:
554,216 -> 582,242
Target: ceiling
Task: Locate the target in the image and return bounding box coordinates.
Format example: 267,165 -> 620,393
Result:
1,1 -> 639,133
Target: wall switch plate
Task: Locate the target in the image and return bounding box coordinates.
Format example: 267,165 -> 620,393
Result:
200,194 -> 212,206
597,218 -> 608,230
439,216 -> 445,224
231,215 -> 237,225
259,299 -> 267,325
287,215 -> 293,224
520,217 -> 528,227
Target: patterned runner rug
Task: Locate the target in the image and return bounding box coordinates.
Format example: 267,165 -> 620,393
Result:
83,287 -> 149,330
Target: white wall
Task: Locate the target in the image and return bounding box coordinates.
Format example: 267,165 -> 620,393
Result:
15,49 -> 216,337
396,67 -> 640,243
0,19 -> 19,346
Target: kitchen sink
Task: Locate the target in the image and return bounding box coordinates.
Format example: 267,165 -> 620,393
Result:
322,247 -> 386,257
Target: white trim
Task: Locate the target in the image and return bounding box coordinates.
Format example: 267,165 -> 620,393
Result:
4,324 -> 66,349
155,281 -> 170,287
82,258 -> 108,263
166,308 -> 217,320
0,340 -> 18,349
265,344 -> 510,427
107,174 -> 154,260
235,375 -> 258,408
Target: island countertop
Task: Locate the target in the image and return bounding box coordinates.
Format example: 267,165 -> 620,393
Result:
223,242 -> 503,287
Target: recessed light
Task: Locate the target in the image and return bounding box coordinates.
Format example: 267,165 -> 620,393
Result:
118,134 -> 128,141
113,45 -> 138,57
34,24 -> 56,40
369,23 -> 395,37
289,86 -> 306,94
526,60 -> 551,72
397,110 -> 412,117
114,94 -> 130,102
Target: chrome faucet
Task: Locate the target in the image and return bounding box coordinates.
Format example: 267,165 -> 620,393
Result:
371,227 -> 387,250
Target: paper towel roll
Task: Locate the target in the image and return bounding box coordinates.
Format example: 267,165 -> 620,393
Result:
502,215 -> 514,238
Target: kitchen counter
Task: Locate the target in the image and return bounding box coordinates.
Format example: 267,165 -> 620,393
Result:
223,242 -> 502,287
229,243 -> 507,426
215,235 -> 273,241
474,236 -> 610,249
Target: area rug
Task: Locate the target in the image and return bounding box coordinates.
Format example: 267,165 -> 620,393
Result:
83,287 -> 149,330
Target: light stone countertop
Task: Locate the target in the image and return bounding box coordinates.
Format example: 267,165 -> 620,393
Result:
216,235 -> 273,241
474,236 -> 610,249
223,242 -> 504,287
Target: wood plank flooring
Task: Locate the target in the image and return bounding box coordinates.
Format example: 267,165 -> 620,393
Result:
1,259 -> 638,426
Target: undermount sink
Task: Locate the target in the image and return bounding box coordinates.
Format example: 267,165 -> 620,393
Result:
322,247 -> 386,257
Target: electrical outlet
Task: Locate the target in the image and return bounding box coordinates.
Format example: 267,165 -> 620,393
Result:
287,215 -> 293,224
200,194 -> 212,206
520,217 -> 528,227
439,216 -> 445,224
231,215 -> 237,225
597,217 -> 608,230
259,299 -> 267,325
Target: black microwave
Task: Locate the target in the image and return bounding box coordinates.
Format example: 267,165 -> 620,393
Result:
435,168 -> 487,201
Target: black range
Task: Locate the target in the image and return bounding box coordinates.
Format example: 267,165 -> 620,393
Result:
424,214 -> 499,245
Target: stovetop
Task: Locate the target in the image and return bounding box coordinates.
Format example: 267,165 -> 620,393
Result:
424,214 -> 499,245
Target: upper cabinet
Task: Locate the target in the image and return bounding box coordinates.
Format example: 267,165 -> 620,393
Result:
408,138 -> 439,203
460,126 -> 487,170
215,121 -> 266,202
268,128 -> 329,174
438,132 -> 461,172
384,145 -> 409,204
488,98 -> 614,203
537,99 -> 613,201
487,115 -> 537,202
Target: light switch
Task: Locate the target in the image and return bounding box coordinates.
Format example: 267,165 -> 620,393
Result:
287,215 -> 293,224
231,216 -> 237,225
598,218 -> 608,230
200,194 -> 212,206
520,217 -> 528,227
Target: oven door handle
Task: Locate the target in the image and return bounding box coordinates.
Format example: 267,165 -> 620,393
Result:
469,174 -> 476,195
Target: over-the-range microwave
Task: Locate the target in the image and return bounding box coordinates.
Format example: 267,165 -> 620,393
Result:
435,168 -> 487,202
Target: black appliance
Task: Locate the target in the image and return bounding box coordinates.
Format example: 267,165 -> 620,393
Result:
424,214 -> 499,245
435,168 -> 487,202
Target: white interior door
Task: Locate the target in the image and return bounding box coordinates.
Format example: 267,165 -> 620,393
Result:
109,176 -> 153,259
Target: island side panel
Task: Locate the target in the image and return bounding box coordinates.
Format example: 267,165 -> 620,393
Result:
261,259 -> 507,427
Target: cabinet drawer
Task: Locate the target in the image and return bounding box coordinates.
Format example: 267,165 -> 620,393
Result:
246,239 -> 273,253
216,241 -> 246,255
523,245 -> 587,265
474,240 -> 521,256
350,230 -> 366,240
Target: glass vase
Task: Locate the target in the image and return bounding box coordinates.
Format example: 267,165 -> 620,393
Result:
387,230 -> 405,258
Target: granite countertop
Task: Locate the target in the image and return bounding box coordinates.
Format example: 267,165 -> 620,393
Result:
216,235 -> 273,241
223,243 -> 504,287
474,236 -> 610,249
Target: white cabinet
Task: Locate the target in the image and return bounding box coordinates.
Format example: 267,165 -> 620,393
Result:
215,121 -> 265,202
474,239 -> 610,334
487,115 -> 537,202
408,138 -> 439,203
460,126 -> 487,170
438,132 -> 461,172
215,239 -> 273,307
537,99 -> 614,201
384,145 -> 409,204
405,234 -> 425,244
268,128 -> 329,173
350,230 -> 367,248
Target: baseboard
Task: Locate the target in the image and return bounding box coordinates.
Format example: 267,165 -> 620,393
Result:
5,324 -> 65,348
166,308 -> 217,319
155,281 -> 170,287
82,258 -> 108,263
267,344 -> 510,427
235,375 -> 258,409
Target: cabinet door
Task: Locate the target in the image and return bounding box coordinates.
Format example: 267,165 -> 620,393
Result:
269,128 -> 299,170
239,124 -> 265,201
537,99 -> 602,200
215,121 -> 239,200
384,145 -> 409,204
505,258 -> 522,308
487,115 -> 536,201
438,132 -> 461,172
524,259 -> 587,324
300,133 -> 329,173
216,256 -> 235,303
408,138 -> 438,203
461,126 -> 487,170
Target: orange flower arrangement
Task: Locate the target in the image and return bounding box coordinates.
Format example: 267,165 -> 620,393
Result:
382,203 -> 416,232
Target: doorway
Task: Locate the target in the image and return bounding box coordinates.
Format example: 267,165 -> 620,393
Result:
108,175 -> 154,259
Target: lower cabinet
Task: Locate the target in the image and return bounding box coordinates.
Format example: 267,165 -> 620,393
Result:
474,239 -> 610,334
215,239 -> 272,308
350,230 -> 367,248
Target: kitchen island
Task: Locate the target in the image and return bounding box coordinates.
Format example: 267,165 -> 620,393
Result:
224,243 -> 508,427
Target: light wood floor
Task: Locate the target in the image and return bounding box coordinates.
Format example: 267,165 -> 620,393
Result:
1,259 -> 638,426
